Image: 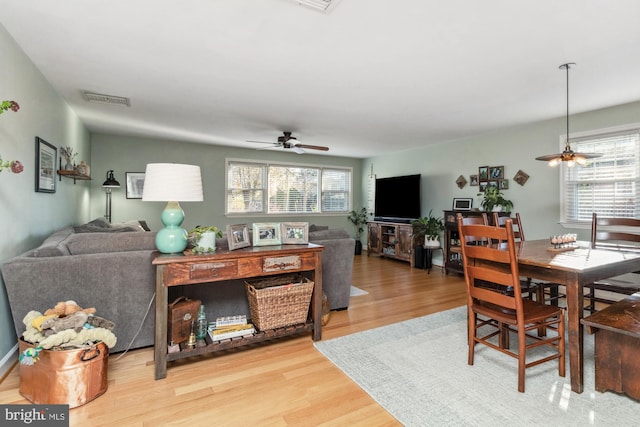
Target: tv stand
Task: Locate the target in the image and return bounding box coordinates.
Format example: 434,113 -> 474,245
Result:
367,221 -> 418,266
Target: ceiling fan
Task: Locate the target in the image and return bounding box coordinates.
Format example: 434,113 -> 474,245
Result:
246,132 -> 329,154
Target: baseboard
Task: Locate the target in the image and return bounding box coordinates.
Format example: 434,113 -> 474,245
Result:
0,343 -> 18,382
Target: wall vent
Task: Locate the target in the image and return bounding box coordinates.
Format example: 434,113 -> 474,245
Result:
83,91 -> 131,107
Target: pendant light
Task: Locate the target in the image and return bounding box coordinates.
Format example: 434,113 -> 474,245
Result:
535,63 -> 602,167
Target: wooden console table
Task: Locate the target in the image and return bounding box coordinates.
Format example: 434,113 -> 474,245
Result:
152,243 -> 324,380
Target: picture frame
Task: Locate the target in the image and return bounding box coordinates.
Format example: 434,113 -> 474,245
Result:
470,174 -> 479,186
455,175 -> 467,189
453,198 -> 473,211
35,137 -> 56,193
125,172 -> 145,199
479,181 -> 488,192
478,166 -> 489,181
281,222 -> 309,244
226,224 -> 251,250
499,179 -> 509,190
252,222 -> 281,247
488,180 -> 499,189
489,166 -> 504,180
514,169 -> 530,186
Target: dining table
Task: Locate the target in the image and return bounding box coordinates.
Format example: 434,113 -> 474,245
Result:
515,239 -> 640,393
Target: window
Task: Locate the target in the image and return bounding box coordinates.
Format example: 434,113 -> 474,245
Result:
562,125 -> 640,223
226,159 -> 351,215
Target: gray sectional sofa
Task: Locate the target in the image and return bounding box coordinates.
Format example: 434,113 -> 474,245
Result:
2,218 -> 157,353
2,219 -> 355,354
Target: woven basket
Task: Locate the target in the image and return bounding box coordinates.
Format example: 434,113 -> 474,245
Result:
245,274 -> 314,331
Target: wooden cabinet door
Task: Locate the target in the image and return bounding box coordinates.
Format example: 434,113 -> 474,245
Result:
367,223 -> 381,254
396,225 -> 412,261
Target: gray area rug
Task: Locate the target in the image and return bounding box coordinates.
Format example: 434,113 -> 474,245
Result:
350,285 -> 368,296
314,306 -> 638,426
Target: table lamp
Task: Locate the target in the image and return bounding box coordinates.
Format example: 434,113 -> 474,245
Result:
102,170 -> 121,223
142,163 -> 203,253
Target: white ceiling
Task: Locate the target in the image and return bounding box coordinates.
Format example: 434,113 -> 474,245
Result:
2,0 -> 640,158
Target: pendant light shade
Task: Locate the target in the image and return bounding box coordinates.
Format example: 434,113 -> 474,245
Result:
535,63 -> 602,167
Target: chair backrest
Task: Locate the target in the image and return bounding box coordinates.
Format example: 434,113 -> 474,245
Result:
493,212 -> 525,242
458,213 -> 489,244
591,212 -> 640,250
458,217 -> 524,310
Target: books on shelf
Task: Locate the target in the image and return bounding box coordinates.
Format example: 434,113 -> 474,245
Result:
213,315 -> 247,328
208,323 -> 255,342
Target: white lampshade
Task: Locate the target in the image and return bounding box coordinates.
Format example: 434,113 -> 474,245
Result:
142,163 -> 203,202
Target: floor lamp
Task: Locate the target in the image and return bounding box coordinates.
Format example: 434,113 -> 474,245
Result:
102,170 -> 121,223
142,163 -> 203,253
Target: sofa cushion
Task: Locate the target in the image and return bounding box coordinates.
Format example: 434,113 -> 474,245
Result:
65,232 -> 157,255
31,227 -> 73,257
309,224 -> 329,233
309,229 -> 350,241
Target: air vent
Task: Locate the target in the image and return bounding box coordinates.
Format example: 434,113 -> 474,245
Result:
293,0 -> 341,13
83,91 -> 131,107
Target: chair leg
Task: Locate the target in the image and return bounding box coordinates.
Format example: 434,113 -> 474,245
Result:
559,310 -> 566,378
468,309 -> 476,366
517,330 -> 526,393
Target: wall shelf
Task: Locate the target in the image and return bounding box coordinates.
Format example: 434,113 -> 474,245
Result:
57,170 -> 91,183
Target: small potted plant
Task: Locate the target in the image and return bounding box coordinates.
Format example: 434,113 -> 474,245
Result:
188,225 -> 223,253
348,207 -> 369,255
411,210 -> 445,248
478,186 -> 513,212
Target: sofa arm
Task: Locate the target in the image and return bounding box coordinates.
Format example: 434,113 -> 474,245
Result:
311,237 -> 355,310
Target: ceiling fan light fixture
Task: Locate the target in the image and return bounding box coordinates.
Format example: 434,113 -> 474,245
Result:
535,63 -> 602,167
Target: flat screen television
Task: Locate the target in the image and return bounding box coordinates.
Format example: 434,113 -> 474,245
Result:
374,174 -> 421,223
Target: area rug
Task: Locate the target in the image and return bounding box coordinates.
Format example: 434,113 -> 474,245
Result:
350,285 -> 368,297
314,306 -> 637,426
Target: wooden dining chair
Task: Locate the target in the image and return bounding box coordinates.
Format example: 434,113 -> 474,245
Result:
585,212 -> 640,311
491,212 -> 539,301
458,217 -> 565,393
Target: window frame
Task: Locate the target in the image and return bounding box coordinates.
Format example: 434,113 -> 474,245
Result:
560,123 -> 640,227
225,158 -> 353,217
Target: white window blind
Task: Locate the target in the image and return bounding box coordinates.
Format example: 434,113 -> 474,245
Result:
321,168 -> 350,212
226,159 -> 351,215
562,127 -> 640,222
227,162 -> 264,213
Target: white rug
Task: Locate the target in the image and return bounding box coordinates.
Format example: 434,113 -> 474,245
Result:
314,306 -> 638,427
350,285 -> 368,297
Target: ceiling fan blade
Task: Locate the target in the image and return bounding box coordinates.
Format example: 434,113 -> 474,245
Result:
246,140 -> 276,145
295,143 -> 329,151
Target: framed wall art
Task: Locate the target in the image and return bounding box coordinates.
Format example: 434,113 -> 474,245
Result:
514,169 -> 530,186
227,224 -> 251,250
252,222 -> 281,246
281,222 -> 309,244
455,175 -> 467,189
499,179 -> 509,190
489,166 -> 504,180
35,137 -> 56,193
478,166 -> 489,181
470,175 -> 479,186
125,172 -> 145,199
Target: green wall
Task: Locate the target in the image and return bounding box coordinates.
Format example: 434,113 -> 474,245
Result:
0,24 -> 91,372
362,100 -> 640,254
89,134 -> 364,233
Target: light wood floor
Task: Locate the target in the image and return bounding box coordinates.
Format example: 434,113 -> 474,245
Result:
0,255 -> 467,426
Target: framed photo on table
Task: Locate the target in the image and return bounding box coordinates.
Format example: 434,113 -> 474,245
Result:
453,198 -> 473,211
281,222 -> 309,244
252,223 -> 281,246
125,172 -> 145,199
35,137 -> 56,193
227,224 -> 250,250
